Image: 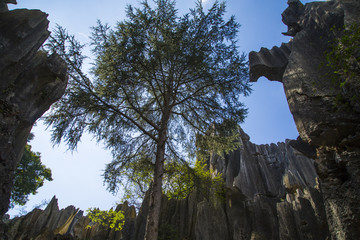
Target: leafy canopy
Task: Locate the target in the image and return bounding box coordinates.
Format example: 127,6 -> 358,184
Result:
10,133 -> 53,208
44,0 -> 250,202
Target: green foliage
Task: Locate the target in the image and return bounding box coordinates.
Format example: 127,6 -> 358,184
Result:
325,23 -> 360,109
86,208 -> 125,231
164,121 -> 239,200
164,158 -> 225,201
44,0 -> 250,216
107,153 -> 154,207
112,151 -> 226,206
10,133 -> 53,208
195,120 -> 241,161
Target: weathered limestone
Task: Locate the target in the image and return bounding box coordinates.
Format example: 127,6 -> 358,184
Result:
249,0 -> 360,239
6,196 -> 136,240
249,43 -> 291,83
6,131 -> 329,239
132,131 -> 329,240
0,4 -> 68,238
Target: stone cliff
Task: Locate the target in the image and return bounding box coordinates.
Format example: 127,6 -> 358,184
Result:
133,130 -> 329,240
249,0 -> 360,239
6,130 -> 329,240
0,1 -> 68,237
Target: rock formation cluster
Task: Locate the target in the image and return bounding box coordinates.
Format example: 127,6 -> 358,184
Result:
6,196 -> 136,240
0,1 -> 68,237
2,0 -> 360,239
249,0 -> 360,239
6,131 -> 329,240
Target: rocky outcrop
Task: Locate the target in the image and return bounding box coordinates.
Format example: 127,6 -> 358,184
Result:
0,4 -> 68,237
249,43 -> 291,83
0,0 -> 16,13
250,0 -> 360,147
9,131 -> 329,239
249,0 -> 360,239
133,130 -> 329,240
6,196 -> 136,240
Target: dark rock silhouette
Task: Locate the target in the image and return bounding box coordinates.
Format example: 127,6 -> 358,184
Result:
249,43 -> 291,83
249,0 -> 360,239
0,0 -> 16,13
0,4 -> 68,238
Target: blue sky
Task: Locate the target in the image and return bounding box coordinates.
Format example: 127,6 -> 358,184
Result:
7,0 -> 319,216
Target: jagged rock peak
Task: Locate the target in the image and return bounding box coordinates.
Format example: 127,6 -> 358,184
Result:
7,196 -> 137,240
6,133 -> 329,240
211,132 -> 318,200
282,0 -> 305,36
132,134 -> 329,240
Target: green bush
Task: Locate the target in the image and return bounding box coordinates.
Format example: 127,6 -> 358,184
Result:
86,208 -> 125,231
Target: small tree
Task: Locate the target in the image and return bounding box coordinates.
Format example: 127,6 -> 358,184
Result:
86,208 -> 125,232
45,0 -> 250,238
10,133 -> 53,208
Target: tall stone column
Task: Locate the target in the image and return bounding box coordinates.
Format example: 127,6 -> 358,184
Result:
0,2 -> 68,238
249,0 -> 360,239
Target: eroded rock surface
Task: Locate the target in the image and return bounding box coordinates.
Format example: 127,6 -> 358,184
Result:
131,131 -> 329,240
7,131 -> 329,240
249,43 -> 291,83
7,196 -> 136,240
249,0 -> 360,239
0,6 -> 68,237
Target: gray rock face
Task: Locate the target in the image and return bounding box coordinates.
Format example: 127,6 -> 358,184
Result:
132,131 -> 328,240
0,7 -> 68,237
249,0 -> 360,239
7,197 -> 136,240
250,0 -> 360,148
7,132 -> 328,240
7,196 -> 136,240
212,130 -> 318,199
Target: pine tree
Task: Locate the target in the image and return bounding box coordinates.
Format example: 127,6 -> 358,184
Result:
45,1 -> 251,238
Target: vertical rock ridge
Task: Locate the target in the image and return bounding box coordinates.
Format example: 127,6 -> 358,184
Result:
132,130 -> 327,240
0,7 -> 68,237
248,0 -> 360,239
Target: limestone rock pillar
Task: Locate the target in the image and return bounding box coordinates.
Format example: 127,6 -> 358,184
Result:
0,4 -> 68,237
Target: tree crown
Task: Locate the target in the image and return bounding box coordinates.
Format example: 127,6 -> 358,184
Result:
45,0 -> 250,200
10,133 -> 53,208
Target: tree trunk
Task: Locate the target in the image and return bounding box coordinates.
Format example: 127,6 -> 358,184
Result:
144,102 -> 171,240
144,139 -> 166,240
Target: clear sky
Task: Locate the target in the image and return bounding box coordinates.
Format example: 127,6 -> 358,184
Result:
7,0 -> 320,217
